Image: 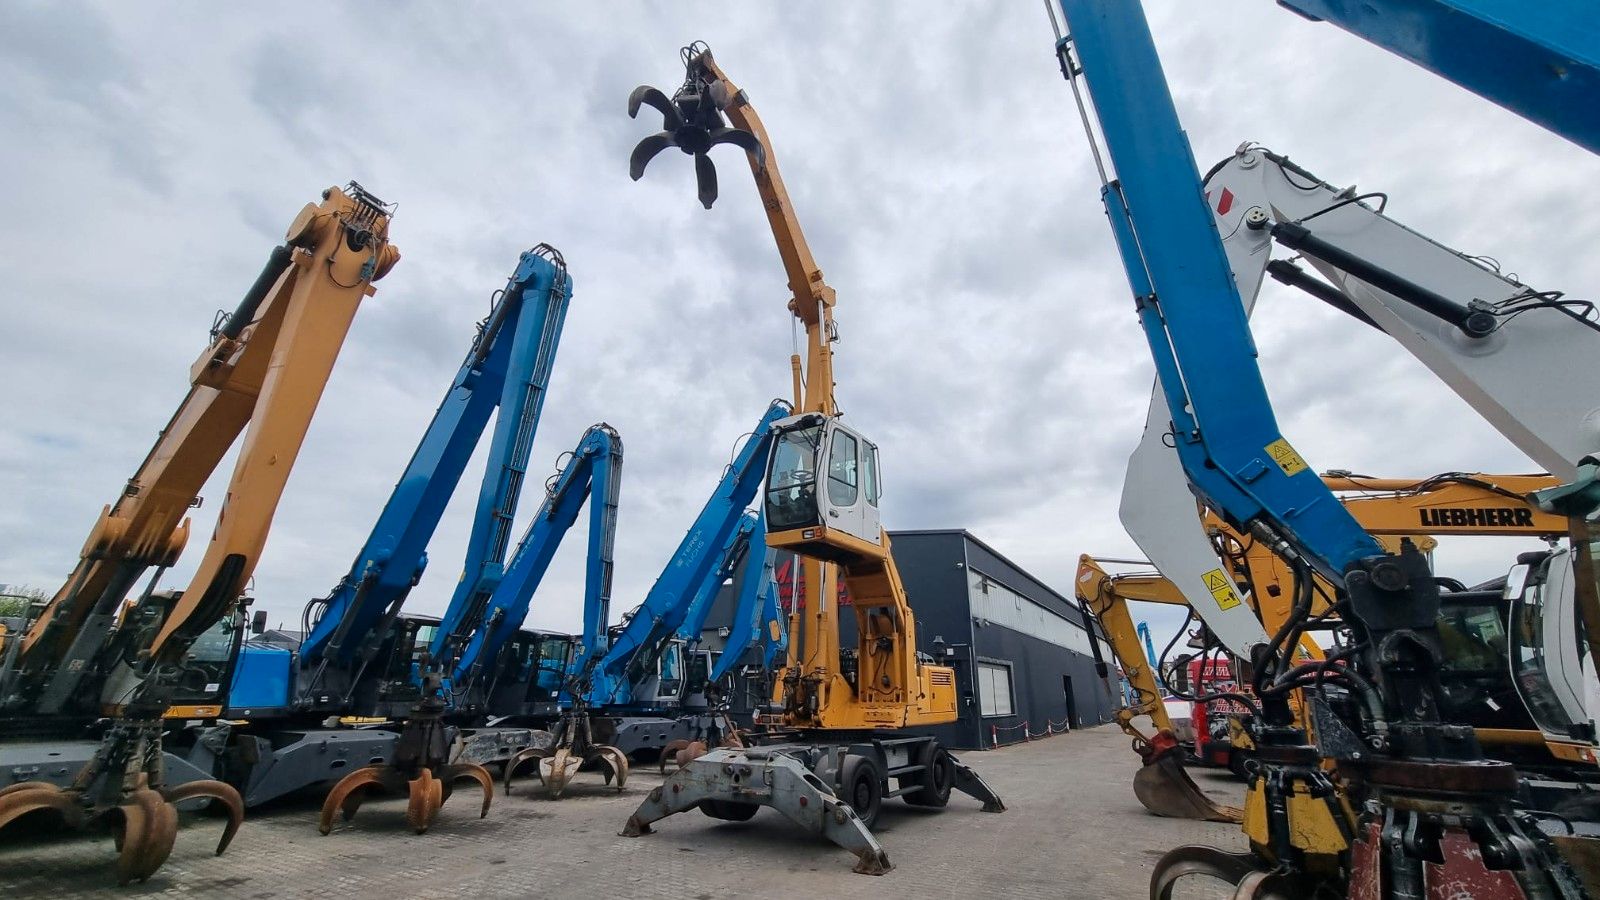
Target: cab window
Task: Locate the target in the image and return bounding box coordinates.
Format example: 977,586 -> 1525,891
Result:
827,430 -> 859,506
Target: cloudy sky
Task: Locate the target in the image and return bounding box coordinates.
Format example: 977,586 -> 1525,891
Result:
3,2 -> 1596,654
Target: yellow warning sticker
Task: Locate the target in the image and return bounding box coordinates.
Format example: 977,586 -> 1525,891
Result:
1201,568 -> 1243,611
1264,438 -> 1309,476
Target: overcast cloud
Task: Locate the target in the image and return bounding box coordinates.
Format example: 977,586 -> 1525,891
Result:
3,2 -> 1597,651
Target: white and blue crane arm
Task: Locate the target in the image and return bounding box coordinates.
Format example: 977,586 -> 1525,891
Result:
580,400 -> 791,705
442,422 -> 622,688
1278,0 -> 1599,157
1205,145 -> 1600,480
298,246 -> 573,668
1054,0 -> 1385,585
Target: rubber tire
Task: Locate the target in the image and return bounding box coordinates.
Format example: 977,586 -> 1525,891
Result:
840,755 -> 885,830
904,743 -> 954,808
700,799 -> 760,822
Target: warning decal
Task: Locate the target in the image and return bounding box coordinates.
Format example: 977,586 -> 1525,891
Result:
1264,438 -> 1309,477
1201,567 -> 1243,611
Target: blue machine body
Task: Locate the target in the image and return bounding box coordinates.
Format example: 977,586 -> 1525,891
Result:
227,642 -> 294,712
1278,0 -> 1599,156
227,246 -> 572,711
1054,0 -> 1385,582
579,400 -> 791,707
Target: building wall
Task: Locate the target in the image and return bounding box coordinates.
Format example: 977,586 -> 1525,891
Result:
884,531 -> 978,749
892,531 -> 1117,749
699,529 -> 1116,751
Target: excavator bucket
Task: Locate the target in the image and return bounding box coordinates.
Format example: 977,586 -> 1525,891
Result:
627,44 -> 766,208
1132,750 -> 1242,824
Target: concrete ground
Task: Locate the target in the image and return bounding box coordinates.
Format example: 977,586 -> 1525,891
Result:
0,724 -> 1248,899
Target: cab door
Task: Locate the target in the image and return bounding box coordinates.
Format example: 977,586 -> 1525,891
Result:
822,423 -> 867,540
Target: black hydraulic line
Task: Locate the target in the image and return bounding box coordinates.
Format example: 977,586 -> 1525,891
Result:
1077,597 -> 1111,680
219,245 -> 294,341
1266,260 -> 1380,330
1270,222 -> 1496,338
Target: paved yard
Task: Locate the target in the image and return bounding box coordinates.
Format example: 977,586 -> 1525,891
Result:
0,724 -> 1247,898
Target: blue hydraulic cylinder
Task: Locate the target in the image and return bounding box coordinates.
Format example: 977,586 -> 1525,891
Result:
298,247 -> 572,667
1278,0 -> 1600,156
443,423 -> 622,689
581,400 -> 791,706
711,508 -> 784,682
1056,0 -> 1384,581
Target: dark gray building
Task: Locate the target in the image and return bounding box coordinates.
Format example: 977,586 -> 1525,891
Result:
702,529 -> 1117,750
885,530 -> 1116,749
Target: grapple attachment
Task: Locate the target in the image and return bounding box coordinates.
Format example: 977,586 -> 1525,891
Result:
0,745 -> 244,885
317,679 -> 494,835
503,710 -> 628,799
627,43 -> 766,209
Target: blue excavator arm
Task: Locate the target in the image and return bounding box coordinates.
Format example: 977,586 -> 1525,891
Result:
298,246 -> 572,668
441,423 -> 622,688
710,507 -> 784,682
580,400 -> 790,706
1277,0 -> 1600,156
1053,1 -> 1384,584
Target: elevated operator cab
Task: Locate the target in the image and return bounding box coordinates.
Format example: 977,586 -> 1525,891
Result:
764,413 -> 885,563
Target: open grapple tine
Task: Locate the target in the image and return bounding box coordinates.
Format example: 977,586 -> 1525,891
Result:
503,746 -> 549,795
319,765 -> 389,834
694,152 -> 718,209
406,769 -> 444,834
595,745 -> 630,791
114,788 -> 178,886
659,739 -> 692,775
164,779 -> 245,855
0,782 -> 84,831
628,85 -> 682,129
541,747 -> 580,799
629,132 -> 676,182
708,127 -> 766,171
1149,844 -> 1264,900
445,763 -> 496,819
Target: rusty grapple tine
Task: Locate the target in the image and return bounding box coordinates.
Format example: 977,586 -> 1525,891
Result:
503,746 -> 548,795
630,132 -> 676,182
628,85 -> 682,130
165,779 -> 244,855
596,745 -> 629,791
0,780 -> 60,799
446,763 -> 495,819
406,769 -> 443,834
660,739 -> 691,775
115,788 -> 178,886
543,747 -> 579,799
0,783 -> 84,831
319,765 -> 389,834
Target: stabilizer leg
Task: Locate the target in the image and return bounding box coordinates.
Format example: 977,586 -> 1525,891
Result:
949,754 -> 1007,813
621,748 -> 892,875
